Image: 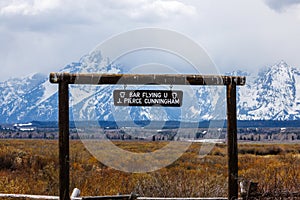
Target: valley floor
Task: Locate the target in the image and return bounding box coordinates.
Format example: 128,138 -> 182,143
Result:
0,140 -> 299,198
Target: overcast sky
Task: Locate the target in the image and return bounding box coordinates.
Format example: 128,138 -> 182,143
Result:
1,0 -> 300,81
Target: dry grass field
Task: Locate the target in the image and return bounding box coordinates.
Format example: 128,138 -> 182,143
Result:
0,140 -> 299,198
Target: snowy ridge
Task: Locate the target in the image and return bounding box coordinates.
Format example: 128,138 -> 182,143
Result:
0,49 -> 299,123
238,61 -> 300,120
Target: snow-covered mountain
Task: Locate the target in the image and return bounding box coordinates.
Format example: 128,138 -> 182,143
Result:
0,73 -> 48,123
0,49 -> 300,123
238,61 -> 300,120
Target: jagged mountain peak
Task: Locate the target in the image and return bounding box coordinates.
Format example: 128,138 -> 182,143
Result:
0,72 -> 45,93
256,60 -> 294,85
1,72 -> 44,84
226,70 -> 250,76
62,49 -> 121,74
239,61 -> 300,121
278,60 -> 289,67
265,60 -> 294,75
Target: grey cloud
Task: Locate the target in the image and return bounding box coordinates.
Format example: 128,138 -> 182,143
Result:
264,0 -> 300,11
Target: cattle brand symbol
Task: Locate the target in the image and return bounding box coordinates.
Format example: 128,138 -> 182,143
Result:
113,90 -> 183,107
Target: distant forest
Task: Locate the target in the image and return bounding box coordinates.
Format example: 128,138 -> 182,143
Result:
1,120 -> 300,141
2,120 -> 300,129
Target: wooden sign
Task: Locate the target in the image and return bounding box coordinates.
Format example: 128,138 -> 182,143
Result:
113,90 -> 183,107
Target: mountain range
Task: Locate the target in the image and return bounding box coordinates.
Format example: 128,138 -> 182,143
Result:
1,49 -> 300,124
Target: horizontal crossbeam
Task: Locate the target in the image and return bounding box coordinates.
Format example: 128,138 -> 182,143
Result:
49,73 -> 246,86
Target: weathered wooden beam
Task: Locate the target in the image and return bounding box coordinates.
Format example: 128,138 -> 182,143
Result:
49,73 -> 246,86
0,194 -> 59,200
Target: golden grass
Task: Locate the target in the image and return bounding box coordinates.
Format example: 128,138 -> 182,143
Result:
0,140 -> 299,197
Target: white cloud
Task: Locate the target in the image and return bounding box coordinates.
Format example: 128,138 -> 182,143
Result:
100,0 -> 197,22
0,0 -> 61,16
127,0 -> 196,21
0,0 -> 196,31
0,0 -> 196,19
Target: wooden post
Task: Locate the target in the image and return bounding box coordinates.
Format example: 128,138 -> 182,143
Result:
227,82 -> 238,200
59,81 -> 70,200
